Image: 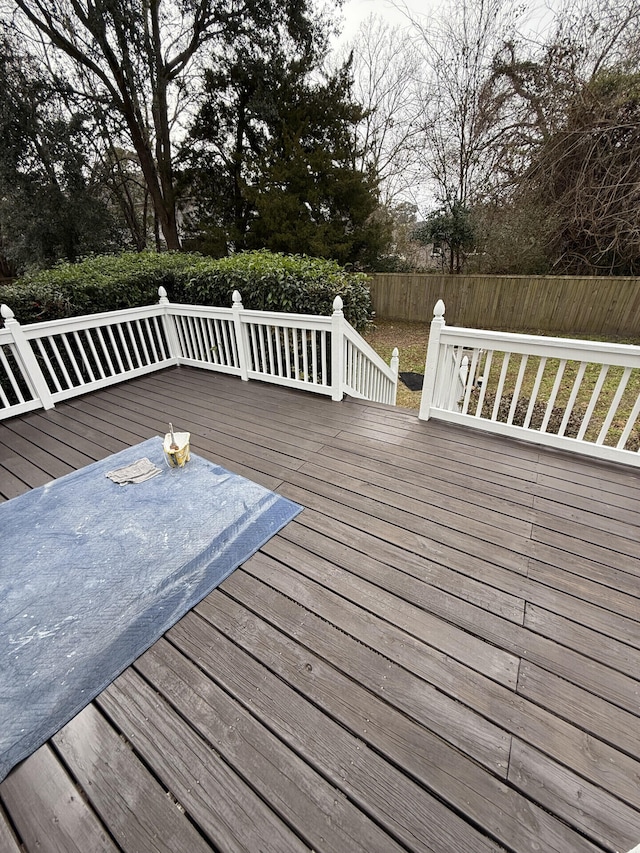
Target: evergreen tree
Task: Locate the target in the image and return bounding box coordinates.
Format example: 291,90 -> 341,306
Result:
0,34 -> 116,273
183,42 -> 389,266
413,202 -> 474,274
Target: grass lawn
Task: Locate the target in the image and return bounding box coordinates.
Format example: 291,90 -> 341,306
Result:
363,320 -> 430,409
364,321 -> 640,451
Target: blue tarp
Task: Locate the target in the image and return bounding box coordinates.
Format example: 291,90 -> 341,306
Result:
0,437 -> 302,781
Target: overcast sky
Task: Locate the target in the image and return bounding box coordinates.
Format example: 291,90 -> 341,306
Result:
336,0 -> 560,45
337,0 -> 423,42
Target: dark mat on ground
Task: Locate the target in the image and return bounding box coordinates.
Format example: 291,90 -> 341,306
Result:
400,372 -> 424,391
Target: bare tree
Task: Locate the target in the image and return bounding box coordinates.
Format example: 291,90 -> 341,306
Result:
408,0 -> 523,209
339,14 -> 424,207
484,0 -> 640,195
528,71 -> 640,274
478,0 -> 640,273
3,0 -> 323,250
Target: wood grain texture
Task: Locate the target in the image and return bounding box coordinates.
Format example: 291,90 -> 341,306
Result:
368,272 -> 640,336
0,746 -> 117,853
508,739 -> 640,853
1,366 -> 639,853
53,704 -> 213,853
0,804 -> 23,853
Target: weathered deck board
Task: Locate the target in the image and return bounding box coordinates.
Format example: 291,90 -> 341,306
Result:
52,705 -> 215,853
1,366 -> 639,853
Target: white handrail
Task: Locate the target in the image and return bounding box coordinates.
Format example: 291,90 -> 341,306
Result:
0,290 -> 399,420
419,301 -> 640,467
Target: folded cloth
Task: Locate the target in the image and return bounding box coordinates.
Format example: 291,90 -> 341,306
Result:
106,457 -> 161,485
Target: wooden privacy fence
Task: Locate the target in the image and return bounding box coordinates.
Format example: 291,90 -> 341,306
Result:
0,290 -> 399,420
369,273 -> 640,337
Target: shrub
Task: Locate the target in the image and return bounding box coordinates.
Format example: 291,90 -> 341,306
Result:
1,250 -> 373,331
0,252 -> 198,324
178,250 -> 373,331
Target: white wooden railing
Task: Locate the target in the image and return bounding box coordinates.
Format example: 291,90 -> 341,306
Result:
419,300 -> 640,467
0,289 -> 398,420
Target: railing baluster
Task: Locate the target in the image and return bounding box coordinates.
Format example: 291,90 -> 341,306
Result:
461,349 -> 480,415
61,333 -> 84,385
147,317 -> 162,363
617,393 -> 640,449
96,326 -> 117,376
219,319 -> 233,366
596,367 -> 631,445
249,324 -> 259,372
448,346 -> 466,411
123,322 -> 141,368
540,359 -> 567,433
293,329 -> 300,379
524,358 -> 547,429
50,336 -> 74,389
260,324 -> 270,372
135,319 -> 152,365
491,352 -> 510,421
180,316 -> 194,360
116,324 -> 134,371
264,325 -> 275,375
311,330 -> 318,384
173,315 -> 187,359
72,330 -> 96,382
283,327 -> 292,378
202,318 -> 216,364
474,350 -> 493,417
301,329 -> 309,382
106,326 -> 126,374
577,365 -> 609,441
558,362 -> 586,436
320,331 -> 327,385
0,346 -> 26,404
35,338 -> 62,392
84,329 -> 105,380
192,316 -> 206,362
275,326 -> 284,378
507,355 -> 528,425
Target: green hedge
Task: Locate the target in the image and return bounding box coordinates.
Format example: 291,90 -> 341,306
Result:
0,250 -> 373,331
180,250 -> 373,331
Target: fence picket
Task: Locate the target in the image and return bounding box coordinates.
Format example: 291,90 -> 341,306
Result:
369,273 -> 640,336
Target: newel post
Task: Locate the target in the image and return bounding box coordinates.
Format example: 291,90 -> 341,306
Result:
419,300 -> 446,421
331,296 -> 345,401
231,290 -> 249,381
1,304 -> 55,410
390,346 -> 400,405
157,287 -> 181,362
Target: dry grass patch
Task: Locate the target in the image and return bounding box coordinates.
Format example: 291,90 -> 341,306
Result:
364,322 -> 640,443
364,320 -> 428,409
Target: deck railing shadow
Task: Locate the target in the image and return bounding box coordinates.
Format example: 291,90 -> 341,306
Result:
0,289 -> 399,421
419,299 -> 640,468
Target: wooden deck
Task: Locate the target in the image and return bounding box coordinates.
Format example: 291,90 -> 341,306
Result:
0,366 -> 639,853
